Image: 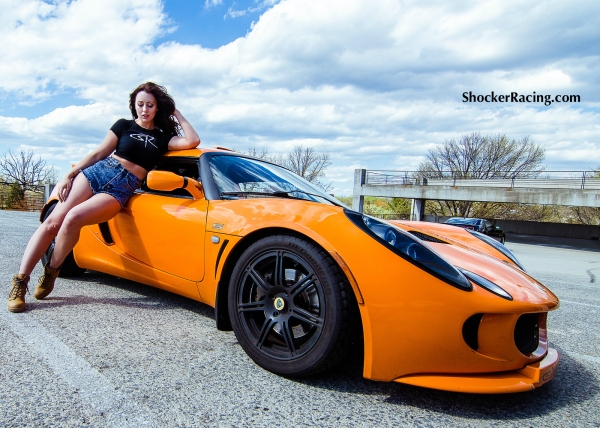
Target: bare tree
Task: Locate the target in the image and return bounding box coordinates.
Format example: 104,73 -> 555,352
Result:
418,133 -> 545,217
569,206 -> 600,225
245,146 -> 270,160
0,149 -> 56,187
243,145 -> 332,190
419,133 -> 545,179
283,146 -> 331,190
0,149 -> 56,203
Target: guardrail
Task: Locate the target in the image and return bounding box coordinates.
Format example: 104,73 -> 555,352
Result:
353,169 -> 600,215
365,170 -> 600,190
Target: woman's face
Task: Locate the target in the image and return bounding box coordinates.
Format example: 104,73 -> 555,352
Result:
135,91 -> 158,127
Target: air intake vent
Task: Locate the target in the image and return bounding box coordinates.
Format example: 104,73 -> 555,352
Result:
462,313 -> 483,350
514,313 -> 540,355
409,231 -> 447,243
99,222 -> 114,245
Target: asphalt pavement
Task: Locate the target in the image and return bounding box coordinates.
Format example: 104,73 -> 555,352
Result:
1,210 -> 599,427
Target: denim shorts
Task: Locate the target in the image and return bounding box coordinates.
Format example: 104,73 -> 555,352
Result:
81,157 -> 141,207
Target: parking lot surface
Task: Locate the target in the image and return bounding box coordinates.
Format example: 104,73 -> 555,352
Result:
1,210 -> 599,427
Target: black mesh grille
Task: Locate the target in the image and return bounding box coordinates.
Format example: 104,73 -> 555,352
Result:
514,313 -> 540,355
408,231 -> 447,244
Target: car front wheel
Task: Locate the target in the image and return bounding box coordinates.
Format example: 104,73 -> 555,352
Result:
228,234 -> 354,377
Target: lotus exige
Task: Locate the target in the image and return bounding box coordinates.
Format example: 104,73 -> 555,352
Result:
40,148 -> 560,393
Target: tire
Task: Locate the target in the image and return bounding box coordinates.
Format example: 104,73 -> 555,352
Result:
41,203 -> 86,278
500,235 -> 506,245
228,234 -> 353,377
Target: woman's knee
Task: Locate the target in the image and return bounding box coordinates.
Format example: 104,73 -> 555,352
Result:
61,211 -> 85,232
42,217 -> 62,237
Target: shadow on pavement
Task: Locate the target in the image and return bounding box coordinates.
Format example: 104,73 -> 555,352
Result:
44,268 -> 599,420
30,270 -> 215,319
298,344 -> 598,420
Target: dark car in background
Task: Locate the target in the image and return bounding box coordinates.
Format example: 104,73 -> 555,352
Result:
444,217 -> 506,244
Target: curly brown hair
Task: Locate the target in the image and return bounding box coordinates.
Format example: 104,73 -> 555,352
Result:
129,82 -> 181,136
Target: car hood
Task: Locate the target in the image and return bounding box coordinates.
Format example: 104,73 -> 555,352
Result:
389,220 -> 515,267
428,241 -> 558,308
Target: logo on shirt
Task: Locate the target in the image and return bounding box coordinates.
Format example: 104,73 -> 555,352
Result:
131,133 -> 157,149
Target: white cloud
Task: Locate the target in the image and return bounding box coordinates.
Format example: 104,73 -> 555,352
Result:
226,7 -> 247,19
205,0 -> 222,9
0,0 -> 168,98
0,0 -> 599,194
225,0 -> 282,19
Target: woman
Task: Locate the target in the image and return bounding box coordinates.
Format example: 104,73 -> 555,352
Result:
8,82 -> 200,313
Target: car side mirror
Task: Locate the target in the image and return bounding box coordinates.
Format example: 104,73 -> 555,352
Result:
146,170 -> 204,200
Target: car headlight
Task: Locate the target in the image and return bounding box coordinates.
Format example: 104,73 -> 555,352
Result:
345,210 -> 472,291
466,230 -> 526,271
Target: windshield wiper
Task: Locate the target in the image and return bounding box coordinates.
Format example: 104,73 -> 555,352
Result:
220,189 -> 346,207
220,190 -> 322,201
221,190 -> 312,201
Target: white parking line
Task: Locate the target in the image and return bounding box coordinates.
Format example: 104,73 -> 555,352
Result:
0,311 -> 156,427
560,300 -> 600,309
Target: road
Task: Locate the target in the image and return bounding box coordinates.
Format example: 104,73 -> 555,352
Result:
1,210 -> 599,427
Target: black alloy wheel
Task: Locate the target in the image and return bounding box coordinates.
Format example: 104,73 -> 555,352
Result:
228,235 -> 354,377
41,203 -> 86,277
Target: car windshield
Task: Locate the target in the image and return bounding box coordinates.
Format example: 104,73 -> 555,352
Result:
209,155 -> 346,207
446,218 -> 480,226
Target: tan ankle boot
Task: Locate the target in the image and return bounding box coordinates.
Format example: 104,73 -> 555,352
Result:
34,265 -> 60,300
8,274 -> 30,313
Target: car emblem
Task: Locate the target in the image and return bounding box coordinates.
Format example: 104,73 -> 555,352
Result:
274,297 -> 285,311
212,223 -> 224,230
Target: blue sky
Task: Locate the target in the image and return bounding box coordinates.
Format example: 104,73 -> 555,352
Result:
1,0 -> 599,195
158,0 -> 268,49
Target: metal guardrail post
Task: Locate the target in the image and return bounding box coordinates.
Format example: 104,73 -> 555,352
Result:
352,169 -> 366,213
581,171 -> 585,190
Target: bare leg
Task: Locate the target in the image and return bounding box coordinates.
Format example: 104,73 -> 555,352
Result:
49,193 -> 121,269
18,174 -> 94,275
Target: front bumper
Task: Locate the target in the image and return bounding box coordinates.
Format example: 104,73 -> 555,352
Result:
393,348 -> 559,394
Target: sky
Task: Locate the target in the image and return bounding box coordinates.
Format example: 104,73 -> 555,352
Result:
0,0 -> 599,195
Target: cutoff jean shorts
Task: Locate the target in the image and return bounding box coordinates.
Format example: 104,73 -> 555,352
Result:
81,157 -> 142,207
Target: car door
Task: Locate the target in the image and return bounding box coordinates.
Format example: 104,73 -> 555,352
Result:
110,157 -> 208,282
484,220 -> 496,235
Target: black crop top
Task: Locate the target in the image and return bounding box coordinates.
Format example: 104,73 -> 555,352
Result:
110,119 -> 176,171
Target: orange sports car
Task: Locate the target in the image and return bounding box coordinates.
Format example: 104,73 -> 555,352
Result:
41,148 -> 559,393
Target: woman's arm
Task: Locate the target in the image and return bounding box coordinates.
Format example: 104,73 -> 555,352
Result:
55,131 -> 119,202
168,109 -> 201,150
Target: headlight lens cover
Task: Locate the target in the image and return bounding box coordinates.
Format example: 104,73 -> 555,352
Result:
345,210 -> 472,291
466,230 -> 526,271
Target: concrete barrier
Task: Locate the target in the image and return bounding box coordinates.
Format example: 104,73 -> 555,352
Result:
423,215 -> 600,240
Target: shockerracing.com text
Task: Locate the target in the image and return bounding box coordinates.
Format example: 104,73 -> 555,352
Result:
462,91 -> 580,106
